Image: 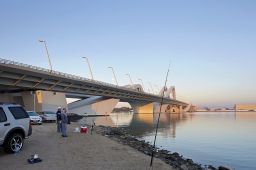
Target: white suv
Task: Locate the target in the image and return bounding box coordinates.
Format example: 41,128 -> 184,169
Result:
0,103 -> 32,153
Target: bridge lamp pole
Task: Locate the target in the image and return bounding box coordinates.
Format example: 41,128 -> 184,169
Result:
108,66 -> 119,86
138,78 -> 145,91
126,73 -> 133,85
38,40 -> 53,72
154,84 -> 160,95
82,57 -> 94,80
148,82 -> 155,94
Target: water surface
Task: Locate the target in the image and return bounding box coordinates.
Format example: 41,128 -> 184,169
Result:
87,112 -> 256,170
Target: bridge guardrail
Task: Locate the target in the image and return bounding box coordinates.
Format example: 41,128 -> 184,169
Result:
0,58 -> 159,97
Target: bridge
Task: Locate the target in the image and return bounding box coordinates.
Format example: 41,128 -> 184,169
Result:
0,58 -> 188,115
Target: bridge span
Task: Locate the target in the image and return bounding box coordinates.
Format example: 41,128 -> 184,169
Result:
0,58 -> 188,115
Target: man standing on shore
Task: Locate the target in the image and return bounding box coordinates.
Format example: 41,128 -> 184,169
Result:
61,108 -> 68,137
56,107 -> 62,133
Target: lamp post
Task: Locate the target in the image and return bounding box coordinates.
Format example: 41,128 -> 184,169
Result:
154,84 -> 160,95
148,82 -> 155,94
38,40 -> 53,72
138,78 -> 145,91
108,66 -> 118,86
126,73 -> 133,85
82,57 -> 94,80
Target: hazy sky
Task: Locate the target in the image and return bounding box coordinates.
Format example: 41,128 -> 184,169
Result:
1,0 -> 256,108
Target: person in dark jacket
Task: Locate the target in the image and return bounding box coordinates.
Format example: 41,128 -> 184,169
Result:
56,107 -> 62,133
61,108 -> 68,137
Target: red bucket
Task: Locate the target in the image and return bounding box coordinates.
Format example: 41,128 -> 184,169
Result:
80,126 -> 88,134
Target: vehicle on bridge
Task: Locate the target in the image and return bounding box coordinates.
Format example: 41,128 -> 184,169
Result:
0,103 -> 32,153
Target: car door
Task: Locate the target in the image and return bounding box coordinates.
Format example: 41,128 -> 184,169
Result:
0,107 -> 9,143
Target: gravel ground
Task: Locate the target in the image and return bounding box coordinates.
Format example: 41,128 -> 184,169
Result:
0,123 -> 173,170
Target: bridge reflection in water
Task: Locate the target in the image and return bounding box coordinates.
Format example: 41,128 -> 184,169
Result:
85,112 -> 195,138
83,112 -> 256,139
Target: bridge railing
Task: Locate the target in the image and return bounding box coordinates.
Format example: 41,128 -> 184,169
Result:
0,58 -> 158,96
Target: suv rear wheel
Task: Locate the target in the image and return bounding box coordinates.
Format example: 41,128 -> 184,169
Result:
4,133 -> 24,153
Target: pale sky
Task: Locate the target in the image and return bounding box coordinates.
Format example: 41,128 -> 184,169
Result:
1,0 -> 256,108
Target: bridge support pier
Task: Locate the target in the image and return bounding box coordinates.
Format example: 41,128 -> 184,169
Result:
34,90 -> 68,112
137,103 -> 154,114
0,90 -> 67,112
164,104 -> 183,114
130,102 -> 155,114
68,97 -> 119,115
179,105 -> 184,113
0,94 -> 16,103
131,103 -> 185,114
154,104 -> 184,114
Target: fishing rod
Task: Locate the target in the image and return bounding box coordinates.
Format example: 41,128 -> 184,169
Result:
150,62 -> 170,167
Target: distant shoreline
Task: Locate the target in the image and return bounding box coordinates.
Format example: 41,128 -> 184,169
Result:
195,110 -> 256,112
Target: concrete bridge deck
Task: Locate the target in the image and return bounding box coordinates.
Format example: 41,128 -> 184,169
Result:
0,58 -> 187,106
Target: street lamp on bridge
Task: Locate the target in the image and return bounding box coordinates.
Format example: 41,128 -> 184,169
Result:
38,40 -> 53,72
108,66 -> 119,86
148,82 -> 155,94
125,73 -> 133,86
138,78 -> 145,91
154,84 -> 160,95
82,57 -> 94,80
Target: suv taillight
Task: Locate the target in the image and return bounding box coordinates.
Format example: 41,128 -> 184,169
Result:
28,120 -> 32,136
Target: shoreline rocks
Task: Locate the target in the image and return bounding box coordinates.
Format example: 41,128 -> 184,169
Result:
95,126 -> 230,170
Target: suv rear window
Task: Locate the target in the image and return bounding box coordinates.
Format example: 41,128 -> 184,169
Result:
0,108 -> 7,122
9,107 -> 29,119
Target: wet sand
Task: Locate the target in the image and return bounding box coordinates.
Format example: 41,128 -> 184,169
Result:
0,123 -> 172,170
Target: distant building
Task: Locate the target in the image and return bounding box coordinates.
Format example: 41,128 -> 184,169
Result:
189,105 -> 197,112
196,108 -> 208,112
235,104 -> 256,111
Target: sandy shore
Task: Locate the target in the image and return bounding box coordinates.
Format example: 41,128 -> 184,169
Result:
0,123 -> 172,170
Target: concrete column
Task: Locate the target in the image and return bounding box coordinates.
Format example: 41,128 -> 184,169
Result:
21,91 -> 39,111
154,104 -> 169,113
137,103 -> 154,114
179,105 -> 183,113
35,90 -> 67,112
0,94 -> 15,103
91,98 -> 120,115
68,97 -> 119,115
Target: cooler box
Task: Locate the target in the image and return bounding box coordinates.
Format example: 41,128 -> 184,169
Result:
80,126 -> 88,134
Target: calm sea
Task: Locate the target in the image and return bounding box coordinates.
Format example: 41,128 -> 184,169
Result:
87,112 -> 256,170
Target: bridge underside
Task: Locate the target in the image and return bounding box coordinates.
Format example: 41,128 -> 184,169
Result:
0,59 -> 188,114
0,90 -> 188,115
0,61 -> 187,105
